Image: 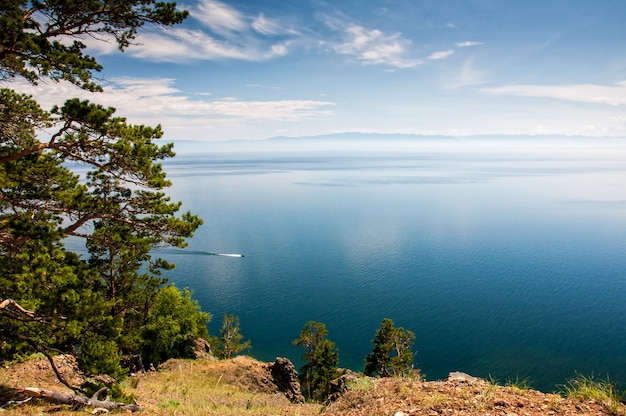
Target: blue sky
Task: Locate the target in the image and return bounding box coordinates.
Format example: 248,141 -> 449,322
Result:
13,0 -> 626,141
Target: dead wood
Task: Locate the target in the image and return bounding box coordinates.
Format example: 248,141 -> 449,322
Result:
0,299 -> 35,317
22,387 -> 141,412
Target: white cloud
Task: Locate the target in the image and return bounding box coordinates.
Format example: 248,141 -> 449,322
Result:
455,41 -> 483,47
252,13 -> 281,35
428,49 -> 454,60
78,0 -> 300,62
333,24 -> 421,69
130,28 -> 252,61
7,78 -> 335,137
484,81 -> 626,106
246,84 -> 285,90
192,0 -> 247,37
87,26 -> 293,62
264,41 -> 292,58
77,33 -> 119,55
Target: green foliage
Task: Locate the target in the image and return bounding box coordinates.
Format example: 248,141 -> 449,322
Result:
0,0 -> 209,385
293,321 -> 339,402
211,313 -> 251,359
79,337 -> 123,379
141,286 -> 211,366
364,318 -> 416,377
0,0 -> 188,90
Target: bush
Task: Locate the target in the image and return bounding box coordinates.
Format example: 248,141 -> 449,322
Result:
141,285 -> 210,366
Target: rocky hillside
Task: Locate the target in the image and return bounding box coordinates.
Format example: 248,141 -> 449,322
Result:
1,355 -> 623,415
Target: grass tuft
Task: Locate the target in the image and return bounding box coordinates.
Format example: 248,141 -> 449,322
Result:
505,375 -> 532,391
346,377 -> 374,391
561,374 -> 624,415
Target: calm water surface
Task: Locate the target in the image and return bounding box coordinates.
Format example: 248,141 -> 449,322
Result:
160,138 -> 626,392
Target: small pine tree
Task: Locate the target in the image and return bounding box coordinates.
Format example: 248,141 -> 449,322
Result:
293,321 -> 339,401
364,318 -> 415,377
212,313 -> 251,359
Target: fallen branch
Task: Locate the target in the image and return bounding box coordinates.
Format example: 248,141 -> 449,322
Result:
1,396 -> 32,410
23,387 -> 141,412
0,299 -> 34,317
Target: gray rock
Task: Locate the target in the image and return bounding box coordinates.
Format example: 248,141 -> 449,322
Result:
447,371 -> 479,383
329,369 -> 360,401
191,338 -> 212,359
269,357 -> 305,403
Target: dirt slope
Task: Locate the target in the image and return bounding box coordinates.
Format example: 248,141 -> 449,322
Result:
322,375 -> 622,416
1,356 -> 623,415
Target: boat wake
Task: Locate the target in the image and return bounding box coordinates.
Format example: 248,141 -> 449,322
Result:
154,248 -> 244,258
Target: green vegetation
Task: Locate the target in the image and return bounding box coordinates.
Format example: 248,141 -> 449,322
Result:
293,321 -> 340,402
0,0 -> 207,386
561,374 -> 624,415
211,313 -> 252,359
364,318 -> 416,377
505,374 -> 532,391
141,286 -> 211,366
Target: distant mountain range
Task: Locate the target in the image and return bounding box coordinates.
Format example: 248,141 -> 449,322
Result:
168,132 -> 625,154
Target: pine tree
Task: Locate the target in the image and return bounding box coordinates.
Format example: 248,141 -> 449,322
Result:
293,321 -> 339,401
364,318 -> 416,377
0,0 -> 207,384
212,313 -> 251,359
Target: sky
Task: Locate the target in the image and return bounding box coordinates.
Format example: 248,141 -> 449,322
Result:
10,0 -> 626,141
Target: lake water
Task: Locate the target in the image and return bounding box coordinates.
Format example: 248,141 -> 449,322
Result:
159,137 -> 626,392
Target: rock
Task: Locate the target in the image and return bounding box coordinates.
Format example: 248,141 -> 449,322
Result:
191,338 -> 212,359
328,369 -> 360,401
121,354 -> 145,373
50,354 -> 88,389
269,357 -> 305,404
447,371 -> 479,383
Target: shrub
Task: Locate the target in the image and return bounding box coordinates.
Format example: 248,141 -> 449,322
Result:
141,285 -> 210,366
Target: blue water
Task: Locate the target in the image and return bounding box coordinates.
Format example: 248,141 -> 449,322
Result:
159,137 -> 626,392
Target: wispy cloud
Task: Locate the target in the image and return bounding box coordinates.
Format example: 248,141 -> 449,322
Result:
485,81 -> 626,106
192,0 -> 247,37
9,78 -> 335,125
129,28 -> 252,61
252,13 -> 283,36
246,84 -> 285,90
455,41 -> 484,47
445,57 -> 486,88
428,49 -> 455,60
81,0 -> 299,62
332,24 -> 421,69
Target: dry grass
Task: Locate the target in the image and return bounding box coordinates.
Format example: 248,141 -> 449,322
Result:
125,358 -> 321,416
561,374 -> 624,415
1,356 -> 625,415
321,376 -> 625,416
0,356 -> 321,416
